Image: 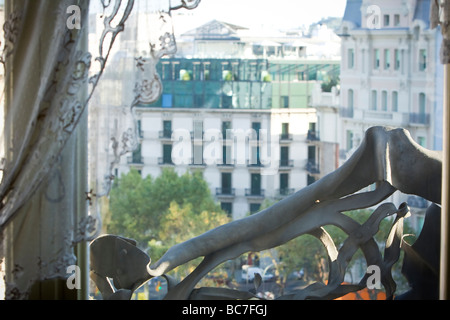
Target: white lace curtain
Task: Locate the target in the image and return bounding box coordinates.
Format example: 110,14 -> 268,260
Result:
0,0 -> 199,299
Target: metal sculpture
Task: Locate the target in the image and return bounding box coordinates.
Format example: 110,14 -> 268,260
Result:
90,126 -> 442,300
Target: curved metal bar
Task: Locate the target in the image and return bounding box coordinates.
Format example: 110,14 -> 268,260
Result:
148,127 -> 437,278
160,183 -> 396,299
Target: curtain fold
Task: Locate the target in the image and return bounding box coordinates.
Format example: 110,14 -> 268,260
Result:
0,0 -> 200,299
0,0 -> 135,299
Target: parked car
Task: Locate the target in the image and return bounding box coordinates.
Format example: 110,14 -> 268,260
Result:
241,265 -> 275,282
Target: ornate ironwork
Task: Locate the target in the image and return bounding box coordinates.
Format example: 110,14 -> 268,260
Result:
90,127 -> 442,300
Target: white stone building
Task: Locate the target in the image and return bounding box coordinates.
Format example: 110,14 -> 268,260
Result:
91,18 -> 342,220
336,0 -> 443,232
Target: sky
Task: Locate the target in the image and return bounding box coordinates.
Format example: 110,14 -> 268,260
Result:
172,0 -> 347,32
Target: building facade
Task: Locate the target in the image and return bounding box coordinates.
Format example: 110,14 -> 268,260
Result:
110,20 -> 341,220
336,0 -> 442,231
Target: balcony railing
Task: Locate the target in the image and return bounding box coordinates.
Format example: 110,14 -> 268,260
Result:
279,133 -> 293,142
216,188 -> 235,197
191,131 -> 204,140
245,188 -> 265,198
307,130 -> 320,141
217,159 -> 236,167
306,160 -> 320,174
127,156 -> 144,164
279,159 -> 294,168
339,107 -> 354,118
409,113 -> 430,125
159,130 -> 172,139
246,159 -> 264,167
277,188 -> 295,197
189,161 -> 207,168
158,157 -> 174,166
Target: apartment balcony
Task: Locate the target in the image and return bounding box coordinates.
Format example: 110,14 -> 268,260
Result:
216,187 -> 236,198
279,133 -> 293,143
409,113 -> 430,126
305,160 -> 320,174
339,107 -> 354,118
216,159 -> 236,169
279,159 -> 294,169
276,188 -> 295,198
158,157 -> 174,166
189,160 -> 207,169
127,155 -> 144,165
246,159 -> 264,168
306,130 -> 320,142
190,131 -> 204,140
159,130 -> 172,140
344,108 -> 430,127
245,188 -> 265,199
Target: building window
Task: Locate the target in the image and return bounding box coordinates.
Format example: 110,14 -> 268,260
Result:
280,146 -> 290,166
137,120 -> 143,138
394,14 -> 400,26
180,69 -> 191,81
281,96 -> 289,108
394,49 -> 401,70
193,62 -> 201,80
392,91 -> 398,112
374,49 -> 380,69
162,120 -> 172,138
307,174 -> 316,186
371,90 -> 378,110
221,172 -> 232,195
348,89 -> 354,109
280,173 -> 289,195
222,121 -> 232,139
306,145 -> 319,174
281,123 -> 290,140
383,14 -> 390,27
419,49 -> 427,71
250,203 -> 261,214
348,48 -> 354,69
162,144 -> 173,164
131,143 -> 142,163
250,173 -> 262,195
346,130 -> 353,151
252,122 -> 261,140
417,136 -> 426,147
221,94 -> 232,109
222,145 -> 232,165
419,93 -> 426,114
162,94 -> 173,108
382,90 -> 388,111
384,49 -> 390,69
192,120 -> 203,165
221,202 -> 232,217
194,94 -> 204,107
162,62 -> 172,80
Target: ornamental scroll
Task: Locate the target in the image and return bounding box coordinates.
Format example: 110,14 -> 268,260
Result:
90,126 -> 442,300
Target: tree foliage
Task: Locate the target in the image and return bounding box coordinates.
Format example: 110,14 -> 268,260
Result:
107,168 -> 230,253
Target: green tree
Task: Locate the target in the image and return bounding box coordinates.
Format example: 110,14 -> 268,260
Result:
107,168 -> 229,250
321,74 -> 339,92
153,201 -> 231,280
107,169 -> 156,246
